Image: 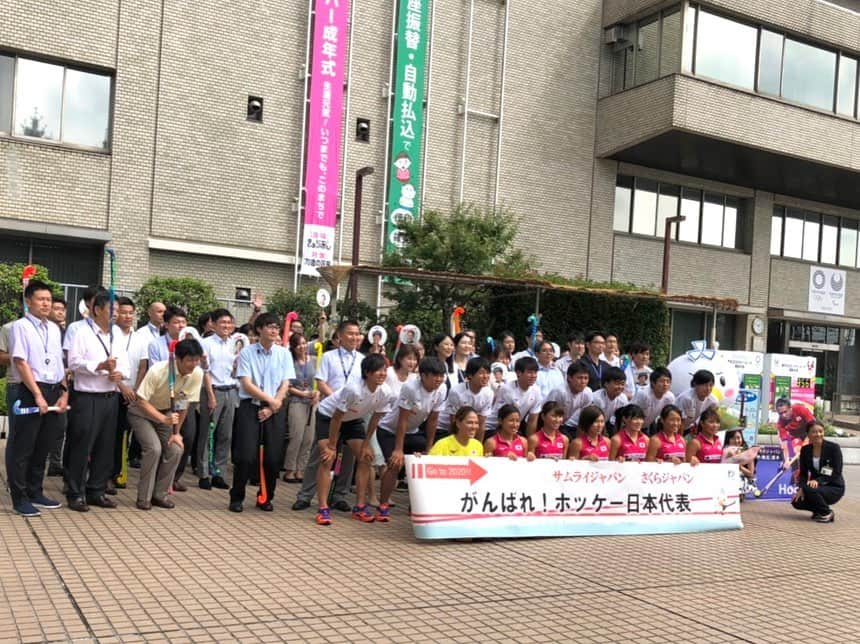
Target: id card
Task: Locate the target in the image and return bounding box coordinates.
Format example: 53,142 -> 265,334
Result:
821,466 -> 833,476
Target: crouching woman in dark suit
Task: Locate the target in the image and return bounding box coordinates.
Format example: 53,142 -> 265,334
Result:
791,421 -> 844,523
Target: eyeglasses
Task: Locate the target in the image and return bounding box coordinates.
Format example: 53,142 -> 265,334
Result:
264,324 -> 280,330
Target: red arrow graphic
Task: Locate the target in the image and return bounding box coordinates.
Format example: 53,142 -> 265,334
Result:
423,459 -> 487,485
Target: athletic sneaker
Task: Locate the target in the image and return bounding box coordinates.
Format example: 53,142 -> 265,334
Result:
316,507 -> 332,526
352,504 -> 375,523
374,504 -> 390,522
814,511 -> 835,523
31,495 -> 61,509
13,501 -> 40,517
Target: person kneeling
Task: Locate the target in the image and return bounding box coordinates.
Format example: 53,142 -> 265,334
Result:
791,421 -> 844,523
429,407 -> 483,457
129,339 -> 204,510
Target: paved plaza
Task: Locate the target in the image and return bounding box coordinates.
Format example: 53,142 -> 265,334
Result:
1,447 -> 859,644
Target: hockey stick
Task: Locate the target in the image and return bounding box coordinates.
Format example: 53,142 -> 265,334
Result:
21,265 -> 36,314
12,400 -> 67,415
256,414 -> 268,505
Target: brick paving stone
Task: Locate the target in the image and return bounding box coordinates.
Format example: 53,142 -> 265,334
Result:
1,444 -> 860,643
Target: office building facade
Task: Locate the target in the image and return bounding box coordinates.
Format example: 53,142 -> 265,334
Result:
1,0 -> 859,404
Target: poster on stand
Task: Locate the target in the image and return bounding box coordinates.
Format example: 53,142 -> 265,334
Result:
719,351 -> 764,446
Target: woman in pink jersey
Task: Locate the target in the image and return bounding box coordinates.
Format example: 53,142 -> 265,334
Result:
568,405 -> 610,461
528,401 -> 568,460
609,404 -> 649,462
646,404 -> 686,464
484,404 -> 533,460
686,406 -> 723,465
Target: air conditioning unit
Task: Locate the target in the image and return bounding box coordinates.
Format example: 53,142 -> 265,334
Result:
603,25 -> 627,45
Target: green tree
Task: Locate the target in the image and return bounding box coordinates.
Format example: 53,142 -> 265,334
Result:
134,276 -> 220,327
20,109 -> 47,138
0,263 -> 60,325
383,204 -> 532,333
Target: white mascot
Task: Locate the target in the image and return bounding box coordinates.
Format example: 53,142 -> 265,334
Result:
667,341 -> 740,427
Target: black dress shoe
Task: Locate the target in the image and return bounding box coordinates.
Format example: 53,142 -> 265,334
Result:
211,476 -> 229,489
291,499 -> 310,511
136,500 -> 152,511
105,480 -> 117,496
199,478 -> 212,490
332,500 -> 352,512
151,497 -> 175,509
229,501 -> 243,513
68,497 -> 89,512
87,495 -> 118,509
256,500 -> 274,511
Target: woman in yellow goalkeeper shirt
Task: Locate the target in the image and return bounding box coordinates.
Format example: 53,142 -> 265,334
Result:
429,406 -> 483,457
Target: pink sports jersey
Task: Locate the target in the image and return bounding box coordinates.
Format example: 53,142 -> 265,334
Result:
535,430 -> 566,459
696,433 -> 723,463
493,434 -> 527,458
618,430 -> 648,462
579,435 -> 610,461
655,431 -> 686,462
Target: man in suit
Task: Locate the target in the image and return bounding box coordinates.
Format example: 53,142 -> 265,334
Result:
791,421 -> 844,523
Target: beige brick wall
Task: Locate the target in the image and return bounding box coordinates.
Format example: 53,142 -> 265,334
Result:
0,0 -> 118,68
103,0 -> 163,290
612,233 -> 752,300
0,140 -> 110,228
769,257 -> 860,318
2,0 -> 858,318
149,249 -> 295,301
149,2 -> 306,254
597,74 -> 860,173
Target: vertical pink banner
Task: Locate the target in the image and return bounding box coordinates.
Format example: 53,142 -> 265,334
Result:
301,0 -> 350,276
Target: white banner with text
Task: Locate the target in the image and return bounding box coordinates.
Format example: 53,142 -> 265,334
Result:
405,456 -> 743,540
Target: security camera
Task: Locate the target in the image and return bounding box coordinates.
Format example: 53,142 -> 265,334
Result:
249,99 -> 262,111
357,121 -> 369,131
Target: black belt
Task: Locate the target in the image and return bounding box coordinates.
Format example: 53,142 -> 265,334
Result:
36,382 -> 63,391
213,385 -> 238,391
75,391 -> 118,398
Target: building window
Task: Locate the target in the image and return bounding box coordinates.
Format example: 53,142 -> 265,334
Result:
0,54 -> 13,134
14,58 -> 63,140
840,220 -> 858,268
0,52 -> 112,150
772,205 -> 860,268
781,39 -> 837,112
657,183 -> 680,238
678,187 -> 701,244
613,175 -> 633,232
837,55 -> 858,117
660,7 -> 682,76
682,5 -> 860,120
635,15 -> 660,85
631,178 -> 658,236
614,175 -> 748,251
694,9 -> 758,90
757,30 -> 783,96
609,5 -> 681,93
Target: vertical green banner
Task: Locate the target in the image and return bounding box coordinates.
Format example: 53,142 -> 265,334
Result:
384,0 -> 429,254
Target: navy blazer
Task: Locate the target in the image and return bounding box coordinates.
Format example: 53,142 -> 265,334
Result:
798,440 -> 844,489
